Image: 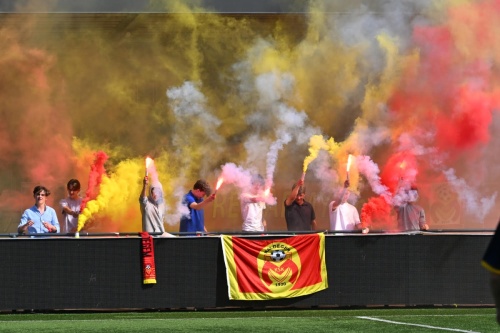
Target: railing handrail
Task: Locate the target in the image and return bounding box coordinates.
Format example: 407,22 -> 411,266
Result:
0,228 -> 495,238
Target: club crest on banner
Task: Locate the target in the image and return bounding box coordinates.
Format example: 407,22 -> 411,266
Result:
260,243 -> 300,292
221,233 -> 328,300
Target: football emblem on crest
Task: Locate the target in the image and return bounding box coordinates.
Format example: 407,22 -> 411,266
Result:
270,250 -> 286,262
259,242 -> 300,290
265,249 -> 292,262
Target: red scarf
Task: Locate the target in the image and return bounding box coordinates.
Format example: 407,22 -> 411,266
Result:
140,232 -> 156,284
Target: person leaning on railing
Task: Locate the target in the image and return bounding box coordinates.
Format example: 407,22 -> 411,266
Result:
18,185 -> 60,235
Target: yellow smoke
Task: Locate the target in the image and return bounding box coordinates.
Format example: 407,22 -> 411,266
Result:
77,159 -> 143,232
77,175 -> 110,232
325,137 -> 359,189
303,134 -> 328,172
2,0 -> 500,233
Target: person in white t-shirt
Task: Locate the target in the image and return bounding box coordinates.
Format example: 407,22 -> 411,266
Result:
241,174 -> 267,232
59,179 -> 82,233
329,180 -> 368,233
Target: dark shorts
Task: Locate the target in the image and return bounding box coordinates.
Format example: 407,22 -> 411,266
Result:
482,221 -> 500,274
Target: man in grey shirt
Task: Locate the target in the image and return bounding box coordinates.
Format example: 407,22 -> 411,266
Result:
395,186 -> 429,231
139,176 -> 175,237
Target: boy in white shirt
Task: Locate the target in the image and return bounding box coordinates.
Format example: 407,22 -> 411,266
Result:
60,179 -> 82,233
241,174 -> 267,232
329,180 -> 368,233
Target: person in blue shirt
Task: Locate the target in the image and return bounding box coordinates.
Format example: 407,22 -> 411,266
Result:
18,185 -> 60,234
179,179 -> 215,234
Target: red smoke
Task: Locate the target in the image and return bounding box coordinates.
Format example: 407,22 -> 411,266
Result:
399,22 -> 500,155
80,151 -> 109,211
0,39 -> 74,214
436,85 -> 498,150
361,196 -> 394,230
380,152 -> 418,193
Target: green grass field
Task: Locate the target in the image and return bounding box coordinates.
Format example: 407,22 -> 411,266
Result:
0,308 -> 497,333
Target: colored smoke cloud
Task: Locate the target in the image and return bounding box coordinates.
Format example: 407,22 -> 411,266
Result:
1,0 -> 500,233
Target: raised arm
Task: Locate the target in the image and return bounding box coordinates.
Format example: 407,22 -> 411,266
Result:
140,176 -> 149,199
190,193 -> 216,211
331,180 -> 350,211
285,179 -> 304,206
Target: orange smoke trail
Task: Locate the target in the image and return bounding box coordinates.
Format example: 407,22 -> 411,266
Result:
346,154 -> 353,180
80,151 -> 108,212
145,156 -> 153,177
346,154 -> 353,172
215,177 -> 224,191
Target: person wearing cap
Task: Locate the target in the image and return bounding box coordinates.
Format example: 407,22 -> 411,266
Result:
59,178 -> 82,233
329,180 -> 369,233
140,176 -> 174,237
284,178 -> 317,231
395,185 -> 429,231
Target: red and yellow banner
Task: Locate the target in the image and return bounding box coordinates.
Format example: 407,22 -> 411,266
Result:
221,233 -> 328,300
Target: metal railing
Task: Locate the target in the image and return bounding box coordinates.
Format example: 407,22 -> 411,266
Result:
0,228 -> 495,239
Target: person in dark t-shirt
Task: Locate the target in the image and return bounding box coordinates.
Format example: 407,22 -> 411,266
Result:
284,178 -> 316,231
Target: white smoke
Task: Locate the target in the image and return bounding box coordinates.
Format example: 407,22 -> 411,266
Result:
235,41 -> 322,190
219,162 -> 277,205
166,80 -> 223,141
443,168 -> 497,223
164,184 -> 190,226
350,123 -> 391,154
355,155 -> 389,198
